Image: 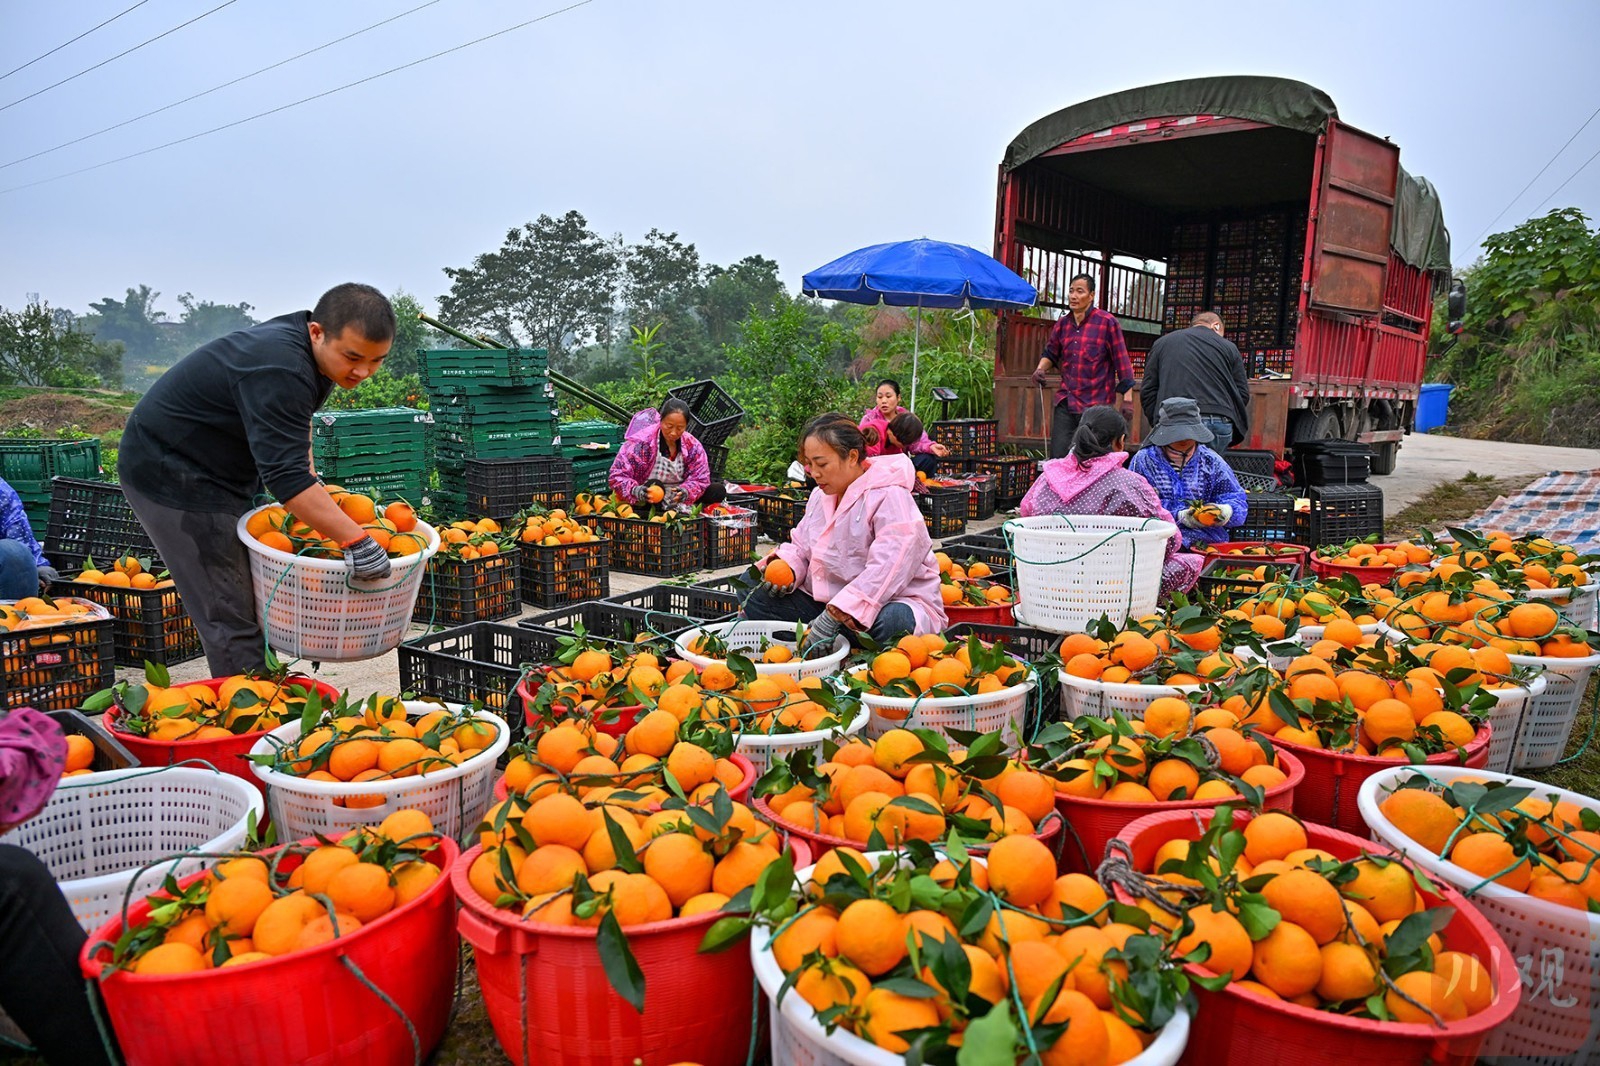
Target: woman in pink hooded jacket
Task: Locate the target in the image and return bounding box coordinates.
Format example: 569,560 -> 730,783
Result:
608,398 -> 726,506
1019,405 -> 1202,597
858,379 -> 949,476
745,414 -> 946,653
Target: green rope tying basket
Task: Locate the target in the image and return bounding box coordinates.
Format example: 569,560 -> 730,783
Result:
1002,515 -> 1175,634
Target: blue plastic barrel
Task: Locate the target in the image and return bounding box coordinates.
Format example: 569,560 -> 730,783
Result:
1414,383 -> 1455,432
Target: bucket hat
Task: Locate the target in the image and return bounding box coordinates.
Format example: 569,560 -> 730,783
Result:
1145,396 -> 1214,447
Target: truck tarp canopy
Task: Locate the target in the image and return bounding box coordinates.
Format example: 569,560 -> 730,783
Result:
1004,75 -> 1449,274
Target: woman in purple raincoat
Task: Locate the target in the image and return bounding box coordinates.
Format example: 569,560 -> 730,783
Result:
608,398 -> 726,506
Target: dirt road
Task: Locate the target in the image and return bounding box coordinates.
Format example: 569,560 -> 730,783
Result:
1377,433 -> 1600,515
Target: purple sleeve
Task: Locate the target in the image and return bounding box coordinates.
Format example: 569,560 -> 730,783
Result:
1107,318 -> 1134,393
1041,319 -> 1063,364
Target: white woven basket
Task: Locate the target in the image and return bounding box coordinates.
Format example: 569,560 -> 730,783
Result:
1359,765 -> 1600,1063
1057,671 -> 1203,722
862,678 -> 1035,746
1524,582 -> 1599,630
734,704 -> 871,776
248,701 -> 508,844
236,506 -> 440,662
1003,515 -> 1174,634
675,620 -> 849,681
1508,649 -> 1600,772
0,765 -> 263,933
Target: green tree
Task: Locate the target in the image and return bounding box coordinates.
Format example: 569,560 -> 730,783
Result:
175,292 -> 255,352
384,290 -> 429,377
702,255 -> 784,349
438,210 -> 620,371
0,301 -> 123,387
83,284 -> 175,368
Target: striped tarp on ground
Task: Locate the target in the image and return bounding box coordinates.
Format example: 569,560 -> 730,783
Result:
1456,469 -> 1600,551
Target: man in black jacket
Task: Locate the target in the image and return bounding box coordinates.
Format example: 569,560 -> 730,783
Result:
119,283 -> 396,675
1140,312 -> 1251,448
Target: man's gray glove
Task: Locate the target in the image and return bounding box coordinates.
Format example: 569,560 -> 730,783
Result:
800,611 -> 845,658
343,536 -> 393,581
1031,366 -> 1053,389
36,565 -> 58,592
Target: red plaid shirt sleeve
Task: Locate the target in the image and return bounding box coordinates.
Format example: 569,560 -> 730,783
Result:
1041,308 -> 1135,411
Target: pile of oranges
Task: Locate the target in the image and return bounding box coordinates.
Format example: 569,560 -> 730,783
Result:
264,696 -> 498,803
69,553 -> 172,591
1128,808 -> 1501,1026
934,552 -> 1014,608
1377,774 -> 1600,913
848,633 -> 1029,700
517,510 -> 603,546
1057,619 -> 1256,687
434,517 -> 509,561
1433,530 -> 1593,591
0,595 -> 101,633
1389,592 -> 1594,658
243,491 -> 426,560
101,671 -> 325,741
1232,578 -> 1380,635
1313,539 -> 1434,571
766,845 -> 1162,1059
106,810 -> 442,974
758,727 -> 1056,847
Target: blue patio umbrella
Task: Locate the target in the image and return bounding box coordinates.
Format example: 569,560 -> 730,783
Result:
802,238 -> 1037,415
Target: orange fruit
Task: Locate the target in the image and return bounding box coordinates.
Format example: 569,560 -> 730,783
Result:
985,835 -> 1056,907
1249,920 -> 1322,997
1243,812 -> 1307,865
835,899 -> 906,976
1379,788 -> 1464,855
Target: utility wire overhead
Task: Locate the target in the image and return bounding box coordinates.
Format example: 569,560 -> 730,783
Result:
0,0 -> 597,197
0,0 -> 152,84
1474,103 -> 1600,242
0,0 -> 241,115
0,0 -> 449,172
1531,139 -> 1600,216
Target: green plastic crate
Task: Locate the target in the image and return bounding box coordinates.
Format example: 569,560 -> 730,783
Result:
331,471 -> 425,502
311,407 -> 430,433
419,348 -> 549,387
429,385 -> 557,415
560,420 -> 624,448
0,438 -> 101,484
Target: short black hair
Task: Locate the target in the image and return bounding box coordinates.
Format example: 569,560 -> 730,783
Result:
1070,404 -> 1128,462
1069,272 -> 1096,294
659,397 -> 692,422
876,378 -> 902,396
311,283 -> 396,343
801,412 -> 866,465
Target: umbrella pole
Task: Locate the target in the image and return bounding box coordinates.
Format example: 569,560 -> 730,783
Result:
909,304 -> 922,418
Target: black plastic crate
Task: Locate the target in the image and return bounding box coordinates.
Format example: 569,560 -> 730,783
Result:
519,539 -> 610,609
577,515 -> 706,577
397,622 -> 552,744
53,578 -> 203,667
1233,491 -> 1299,542
936,458 -> 976,478
975,455 -> 1038,504
1304,483 -> 1385,547
666,380 -> 745,450
520,601 -> 695,649
0,611 -> 114,712
44,478 -> 160,572
1197,557 -> 1302,610
705,506 -> 759,568
694,572 -> 755,599
943,623 -> 1061,735
917,490 -> 967,539
413,551 -> 522,626
750,492 -> 808,542
930,419 -> 998,457
939,534 -> 1012,576
603,584 -> 742,623
1220,448 -> 1278,481
48,708 -> 136,772
705,444 -> 729,481
965,474 -> 998,520
465,457 -> 574,517
1292,440 -> 1373,485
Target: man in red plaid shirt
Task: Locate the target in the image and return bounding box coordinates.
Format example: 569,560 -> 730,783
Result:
1032,272 -> 1135,458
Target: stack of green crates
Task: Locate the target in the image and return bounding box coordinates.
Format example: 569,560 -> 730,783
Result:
561,419 -> 624,495
312,408 -> 429,503
0,438 -> 102,534
420,348 -> 563,516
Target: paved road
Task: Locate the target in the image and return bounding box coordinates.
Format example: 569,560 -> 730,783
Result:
1376,433 -> 1600,515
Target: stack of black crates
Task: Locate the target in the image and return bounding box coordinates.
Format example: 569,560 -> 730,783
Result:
666,380 -> 744,481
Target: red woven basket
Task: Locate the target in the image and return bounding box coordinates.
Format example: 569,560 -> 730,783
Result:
106,675 -> 342,795
1110,808 -> 1520,1066
452,838 -> 810,1066
493,753 -> 756,807
751,795 -> 1063,864
1201,541 -> 1311,568
1052,747 -> 1305,875
1308,545 -> 1402,586
80,836 -> 459,1066
516,672 -> 644,738
1269,724 -> 1492,835
943,602 -> 1015,627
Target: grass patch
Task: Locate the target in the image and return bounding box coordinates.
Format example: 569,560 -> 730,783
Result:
1386,472 -> 1524,539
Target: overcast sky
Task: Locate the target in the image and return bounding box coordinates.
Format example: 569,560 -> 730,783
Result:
1,0 -> 1597,321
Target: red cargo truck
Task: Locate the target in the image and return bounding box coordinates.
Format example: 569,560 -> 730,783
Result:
993,76 -> 1453,474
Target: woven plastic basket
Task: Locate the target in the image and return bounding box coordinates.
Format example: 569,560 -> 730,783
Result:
1003,515 -> 1174,634
1057,671 -> 1206,722
1508,648 -> 1600,771
1359,765 -> 1600,1063
236,506 -> 440,662
1524,582 -> 1599,630
735,704 -> 871,776
674,620 -> 849,681
751,859 -> 1191,1066
249,701 -> 509,844
861,678 -> 1035,745
0,764 -> 263,933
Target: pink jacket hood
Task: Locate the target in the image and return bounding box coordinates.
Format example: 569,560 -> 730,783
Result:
1038,451 -> 1127,504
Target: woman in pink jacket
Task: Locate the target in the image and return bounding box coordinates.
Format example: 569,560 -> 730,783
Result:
858,379 -> 950,476
1018,405 -> 1202,597
608,398 -> 726,507
745,415 -> 946,654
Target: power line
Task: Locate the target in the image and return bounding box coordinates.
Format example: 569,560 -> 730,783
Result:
0,0 -> 240,115
1530,139 -> 1600,215
1474,103 -> 1600,242
0,0 -> 598,196
0,0 -> 448,172
0,1 -> 152,84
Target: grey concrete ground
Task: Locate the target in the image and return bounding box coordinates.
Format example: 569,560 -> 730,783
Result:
1374,432 -> 1600,516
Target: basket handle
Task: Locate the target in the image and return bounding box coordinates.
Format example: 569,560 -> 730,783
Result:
456,904 -> 517,956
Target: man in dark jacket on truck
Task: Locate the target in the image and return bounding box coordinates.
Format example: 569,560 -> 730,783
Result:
118,283 -> 396,675
1140,312 -> 1251,448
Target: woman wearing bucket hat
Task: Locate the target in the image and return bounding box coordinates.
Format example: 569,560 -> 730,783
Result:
1018,405 -> 1202,596
1129,397 -> 1248,550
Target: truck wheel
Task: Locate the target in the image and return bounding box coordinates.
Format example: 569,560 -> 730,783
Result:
1289,407 -> 1341,444
1370,441 -> 1398,475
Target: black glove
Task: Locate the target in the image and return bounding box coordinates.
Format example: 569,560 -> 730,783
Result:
1031,367 -> 1052,388
36,565 -> 58,593
800,611 -> 845,658
343,536 -> 393,581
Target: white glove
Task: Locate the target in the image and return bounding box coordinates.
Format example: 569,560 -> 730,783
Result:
1177,509 -> 1198,529
1215,503 -> 1233,523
